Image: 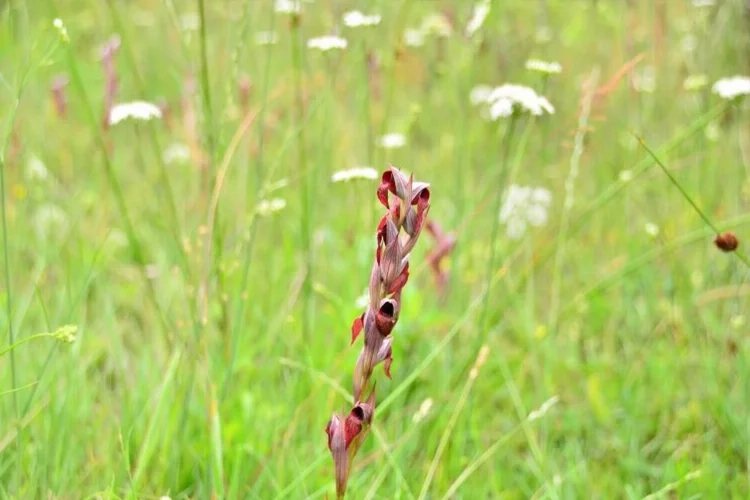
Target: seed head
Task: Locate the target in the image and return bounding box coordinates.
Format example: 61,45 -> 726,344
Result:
714,231 -> 739,252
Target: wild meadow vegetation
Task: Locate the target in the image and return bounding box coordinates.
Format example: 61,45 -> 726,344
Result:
1,0 -> 749,498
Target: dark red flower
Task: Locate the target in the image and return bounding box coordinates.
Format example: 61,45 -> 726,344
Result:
374,299 -> 398,337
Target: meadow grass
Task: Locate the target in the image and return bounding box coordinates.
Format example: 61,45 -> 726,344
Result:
1,0 -> 749,498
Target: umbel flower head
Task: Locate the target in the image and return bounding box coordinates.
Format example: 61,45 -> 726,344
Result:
342,10 -> 381,28
712,76 -> 750,100
325,165 -> 431,498
108,101 -> 162,125
499,184 -> 552,239
307,35 -> 348,51
471,83 -> 554,119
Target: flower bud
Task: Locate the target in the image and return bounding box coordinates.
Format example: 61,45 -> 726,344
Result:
325,414 -> 348,497
714,231 -> 739,252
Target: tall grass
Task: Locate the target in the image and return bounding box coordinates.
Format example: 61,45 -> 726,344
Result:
0,0 -> 749,498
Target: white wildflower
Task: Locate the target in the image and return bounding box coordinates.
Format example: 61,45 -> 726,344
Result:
644,222 -> 660,237
275,0 -> 301,14
53,18 -> 69,42
466,0 -> 490,37
683,74 -> 708,91
403,29 -> 425,47
162,143 -> 191,164
499,185 -> 552,240
331,167 -> 379,183
377,133 -> 407,149
34,204 -> 69,242
108,101 -> 162,125
307,35 -> 348,51
527,395 -> 559,422
420,13 -> 452,37
487,84 -> 555,118
343,10 -> 381,28
712,76 -> 750,100
256,198 -> 286,216
25,155 -> 49,182
489,99 -> 514,119
412,398 -> 433,423
255,31 -> 278,46
525,59 -> 562,74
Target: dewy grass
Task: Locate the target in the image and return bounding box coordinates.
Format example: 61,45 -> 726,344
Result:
325,166 -> 431,499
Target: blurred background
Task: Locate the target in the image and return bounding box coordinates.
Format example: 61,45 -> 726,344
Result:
0,0 -> 749,498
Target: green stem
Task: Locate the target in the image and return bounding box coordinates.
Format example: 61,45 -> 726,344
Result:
636,133 -> 750,268
376,0 -> 414,169
222,6 -> 277,403
61,23 -> 172,345
0,381 -> 38,398
636,134 -> 718,232
548,69 -> 598,332
0,333 -> 57,358
361,40 -> 373,167
196,0 -> 216,168
477,117 -> 518,334
291,20 -> 313,342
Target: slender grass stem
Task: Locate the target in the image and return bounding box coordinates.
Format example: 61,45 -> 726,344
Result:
61,29 -> 171,339
2,5 -> 34,481
547,68 -> 599,332
221,6 -> 277,403
0,333 -> 64,358
360,40 -> 374,167
636,133 -> 750,268
290,18 -> 313,343
418,346 -> 489,499
477,118 -> 517,334
375,0 -> 414,169
0,114 -> 20,492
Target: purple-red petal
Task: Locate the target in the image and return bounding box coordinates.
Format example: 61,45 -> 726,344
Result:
351,314 -> 364,344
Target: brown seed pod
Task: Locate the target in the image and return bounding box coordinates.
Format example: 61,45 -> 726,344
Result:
714,232 -> 739,252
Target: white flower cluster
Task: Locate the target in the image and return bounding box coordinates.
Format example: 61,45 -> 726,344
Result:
307,35 -> 348,51
331,167 -> 379,183
342,10 -> 381,28
377,133 -> 407,149
712,76 -> 750,100
466,1 -> 491,37
525,58 -> 562,74
471,84 -> 554,119
108,101 -> 162,125
499,184 -> 552,239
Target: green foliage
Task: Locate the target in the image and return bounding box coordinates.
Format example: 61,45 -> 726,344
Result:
0,0 -> 749,498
